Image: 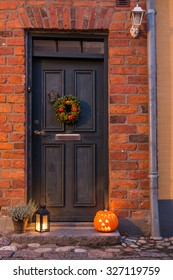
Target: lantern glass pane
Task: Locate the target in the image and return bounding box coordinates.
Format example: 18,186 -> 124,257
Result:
42,215 -> 48,230
35,214 -> 41,232
133,13 -> 142,26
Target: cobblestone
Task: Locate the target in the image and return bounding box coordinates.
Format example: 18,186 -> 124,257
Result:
28,243 -> 41,248
0,233 -> 173,259
55,246 -> 75,252
34,247 -> 52,253
74,248 -> 87,253
0,245 -> 17,251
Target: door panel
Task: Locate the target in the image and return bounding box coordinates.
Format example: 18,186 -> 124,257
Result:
74,144 -> 96,206
32,58 -> 107,221
45,145 -> 64,207
45,71 -> 64,130
75,70 -> 95,130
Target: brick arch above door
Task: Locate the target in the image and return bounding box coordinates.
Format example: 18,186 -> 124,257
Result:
17,5 -> 114,30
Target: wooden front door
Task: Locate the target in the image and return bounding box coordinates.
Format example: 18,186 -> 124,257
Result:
32,58 -> 107,221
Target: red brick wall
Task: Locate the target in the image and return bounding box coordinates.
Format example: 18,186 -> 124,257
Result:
0,0 -> 149,228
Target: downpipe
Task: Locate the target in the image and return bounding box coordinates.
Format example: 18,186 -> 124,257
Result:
146,0 -> 160,237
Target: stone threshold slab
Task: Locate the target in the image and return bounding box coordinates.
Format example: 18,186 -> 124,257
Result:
10,225 -> 121,247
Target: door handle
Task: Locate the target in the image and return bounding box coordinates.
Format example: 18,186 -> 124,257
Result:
34,130 -> 46,136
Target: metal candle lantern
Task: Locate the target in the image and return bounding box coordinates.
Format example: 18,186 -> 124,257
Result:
35,204 -> 50,232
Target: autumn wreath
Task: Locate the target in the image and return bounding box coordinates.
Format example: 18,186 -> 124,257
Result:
53,95 -> 81,124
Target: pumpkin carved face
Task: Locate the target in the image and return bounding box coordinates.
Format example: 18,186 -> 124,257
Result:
94,210 -> 118,232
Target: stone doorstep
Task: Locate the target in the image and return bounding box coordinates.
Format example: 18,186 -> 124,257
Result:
10,223 -> 121,247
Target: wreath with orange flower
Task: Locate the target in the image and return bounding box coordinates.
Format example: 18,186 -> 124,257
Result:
53,95 -> 81,124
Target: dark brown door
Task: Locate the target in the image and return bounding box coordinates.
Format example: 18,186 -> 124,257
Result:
32,58 -> 107,221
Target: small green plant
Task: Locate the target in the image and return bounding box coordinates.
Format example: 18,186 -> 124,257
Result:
7,200 -> 38,221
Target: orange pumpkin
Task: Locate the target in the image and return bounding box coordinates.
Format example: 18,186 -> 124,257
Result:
94,210 -> 118,232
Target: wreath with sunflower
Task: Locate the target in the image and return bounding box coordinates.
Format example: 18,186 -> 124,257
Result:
53,95 -> 81,124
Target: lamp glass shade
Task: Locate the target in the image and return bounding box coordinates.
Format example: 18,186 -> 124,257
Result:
131,4 -> 145,26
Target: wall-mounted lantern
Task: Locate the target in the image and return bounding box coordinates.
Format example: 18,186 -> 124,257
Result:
35,204 -> 50,232
130,4 -> 145,38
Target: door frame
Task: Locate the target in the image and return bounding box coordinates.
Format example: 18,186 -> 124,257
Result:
26,31 -> 109,212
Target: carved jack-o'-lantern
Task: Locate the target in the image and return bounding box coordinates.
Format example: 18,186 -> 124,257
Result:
94,210 -> 118,232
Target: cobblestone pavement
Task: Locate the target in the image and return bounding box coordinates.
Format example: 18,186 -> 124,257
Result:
0,234 -> 173,260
